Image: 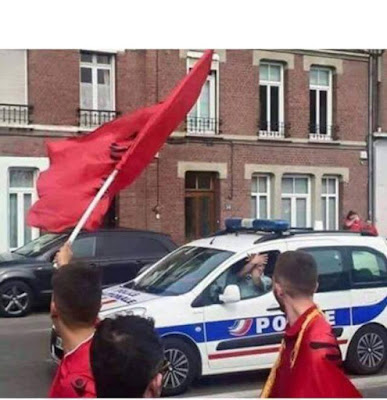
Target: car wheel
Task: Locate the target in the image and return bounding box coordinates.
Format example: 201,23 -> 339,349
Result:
0,280 -> 34,317
161,338 -> 200,397
346,325 -> 387,374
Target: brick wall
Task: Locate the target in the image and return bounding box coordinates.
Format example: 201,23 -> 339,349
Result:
28,50 -> 79,126
0,49 -> 373,247
336,59 -> 368,141
118,140 -> 367,245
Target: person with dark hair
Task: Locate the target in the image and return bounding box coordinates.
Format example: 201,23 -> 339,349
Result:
260,251 -> 361,398
343,210 -> 378,235
91,315 -> 166,398
343,210 -> 362,231
49,260 -> 102,398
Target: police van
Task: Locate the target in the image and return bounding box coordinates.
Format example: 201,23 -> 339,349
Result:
51,219 -> 387,396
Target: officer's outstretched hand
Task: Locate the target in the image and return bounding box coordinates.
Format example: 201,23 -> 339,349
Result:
55,242 -> 73,267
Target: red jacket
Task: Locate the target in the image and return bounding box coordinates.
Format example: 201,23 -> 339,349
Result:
344,219 -> 378,235
269,306 -> 362,398
49,335 -> 96,398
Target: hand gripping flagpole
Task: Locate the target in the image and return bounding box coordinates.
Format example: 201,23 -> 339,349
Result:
53,169 -> 119,269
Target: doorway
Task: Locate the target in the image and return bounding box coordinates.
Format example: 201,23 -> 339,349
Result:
185,172 -> 218,242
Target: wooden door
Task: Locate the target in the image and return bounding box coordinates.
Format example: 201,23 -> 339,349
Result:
185,172 -> 218,241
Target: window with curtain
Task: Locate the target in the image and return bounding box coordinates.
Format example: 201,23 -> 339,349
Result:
321,177 -> 339,230
251,175 -> 271,219
8,168 -> 38,249
259,62 -> 284,135
281,176 -> 311,228
80,52 -> 114,110
309,67 -> 332,136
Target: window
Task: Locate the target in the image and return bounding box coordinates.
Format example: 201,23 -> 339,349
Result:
350,248 -> 387,284
131,247 -> 233,296
281,176 -> 311,227
301,247 -> 349,292
251,175 -> 271,219
0,50 -> 29,125
321,177 -> 339,230
309,67 -> 332,138
80,52 -> 116,127
72,236 -> 97,258
8,168 -> 38,249
259,62 -> 284,137
187,54 -> 218,134
200,250 -> 279,305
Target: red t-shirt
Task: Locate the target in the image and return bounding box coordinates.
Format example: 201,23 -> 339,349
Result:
269,305 -> 362,398
49,335 -> 96,398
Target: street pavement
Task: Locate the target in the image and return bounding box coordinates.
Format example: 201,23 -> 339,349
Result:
0,311 -> 386,398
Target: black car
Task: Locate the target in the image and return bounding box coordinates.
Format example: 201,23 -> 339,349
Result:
0,228 -> 177,318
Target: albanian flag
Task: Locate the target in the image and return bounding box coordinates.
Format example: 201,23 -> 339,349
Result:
28,50 -> 213,232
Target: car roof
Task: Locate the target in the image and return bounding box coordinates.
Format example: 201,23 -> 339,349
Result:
51,227 -> 174,240
187,231 -> 385,254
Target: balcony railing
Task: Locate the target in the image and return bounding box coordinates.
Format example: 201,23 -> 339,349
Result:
309,124 -> 339,141
258,121 -> 287,139
186,117 -> 220,134
79,109 -> 119,128
0,104 -> 31,125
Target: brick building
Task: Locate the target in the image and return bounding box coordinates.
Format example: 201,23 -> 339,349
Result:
0,49 -> 381,251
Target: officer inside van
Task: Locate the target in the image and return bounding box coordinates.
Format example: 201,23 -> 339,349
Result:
235,253 -> 272,298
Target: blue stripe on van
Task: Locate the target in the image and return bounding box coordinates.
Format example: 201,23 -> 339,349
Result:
156,297 -> 386,343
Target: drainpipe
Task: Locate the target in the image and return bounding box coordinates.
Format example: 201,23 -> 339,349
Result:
367,51 -> 374,222
367,50 -> 384,223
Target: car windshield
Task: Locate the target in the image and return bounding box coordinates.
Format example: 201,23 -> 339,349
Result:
128,246 -> 234,296
13,233 -> 64,257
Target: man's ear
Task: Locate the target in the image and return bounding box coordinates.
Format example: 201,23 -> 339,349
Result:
314,281 -> 319,294
50,296 -> 59,319
143,373 -> 163,398
273,280 -> 284,298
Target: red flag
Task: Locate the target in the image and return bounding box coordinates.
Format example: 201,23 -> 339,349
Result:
28,50 -> 213,232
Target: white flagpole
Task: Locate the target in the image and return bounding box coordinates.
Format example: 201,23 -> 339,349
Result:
68,168 -> 119,244
53,168 -> 119,268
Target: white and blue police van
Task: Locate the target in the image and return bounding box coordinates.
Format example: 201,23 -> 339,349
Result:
51,219 -> 387,396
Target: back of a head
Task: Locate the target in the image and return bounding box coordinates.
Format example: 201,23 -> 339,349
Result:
273,251 -> 318,298
91,315 -> 164,398
51,262 -> 102,327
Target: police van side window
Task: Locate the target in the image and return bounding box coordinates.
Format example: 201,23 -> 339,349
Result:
299,247 -> 349,292
199,250 -> 279,305
350,247 -> 387,285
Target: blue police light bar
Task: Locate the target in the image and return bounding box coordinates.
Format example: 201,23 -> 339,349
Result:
225,218 -> 289,233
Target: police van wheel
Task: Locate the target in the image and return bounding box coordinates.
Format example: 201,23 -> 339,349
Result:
161,338 -> 199,397
346,325 -> 387,374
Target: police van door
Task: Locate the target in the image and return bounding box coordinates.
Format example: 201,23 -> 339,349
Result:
201,243 -> 287,371
288,241 -> 353,349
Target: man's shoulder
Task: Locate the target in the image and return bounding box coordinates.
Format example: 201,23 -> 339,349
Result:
300,313 -> 343,364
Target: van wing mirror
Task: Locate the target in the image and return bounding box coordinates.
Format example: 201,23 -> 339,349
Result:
219,284 -> 241,304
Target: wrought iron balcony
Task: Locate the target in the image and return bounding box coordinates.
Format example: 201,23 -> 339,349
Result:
0,104 -> 32,125
186,117 -> 220,134
78,109 -> 119,128
258,121 -> 287,139
309,124 -> 339,141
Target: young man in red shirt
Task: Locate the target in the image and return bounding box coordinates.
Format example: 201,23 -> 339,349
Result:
49,249 -> 101,398
261,251 -> 362,398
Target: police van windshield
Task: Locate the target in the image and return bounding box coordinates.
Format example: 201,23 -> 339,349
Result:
129,246 -> 234,296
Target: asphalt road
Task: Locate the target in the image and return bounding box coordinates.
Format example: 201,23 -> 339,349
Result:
0,311 -> 386,398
